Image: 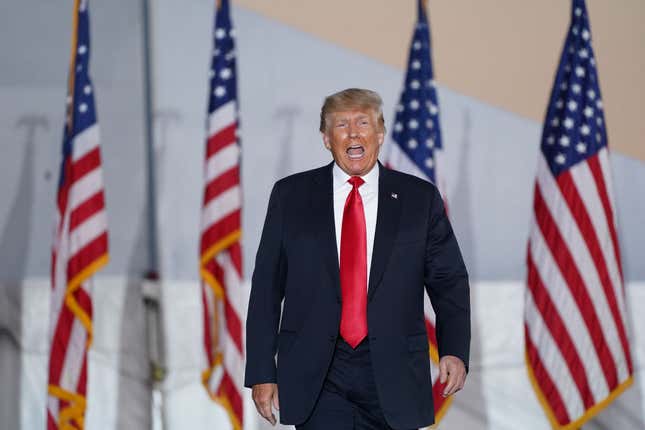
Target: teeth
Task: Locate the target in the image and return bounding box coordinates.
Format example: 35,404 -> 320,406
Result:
347,146 -> 365,159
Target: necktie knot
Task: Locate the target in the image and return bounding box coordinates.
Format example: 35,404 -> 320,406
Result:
348,176 -> 365,189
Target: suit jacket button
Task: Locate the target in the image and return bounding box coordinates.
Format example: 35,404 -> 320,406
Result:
370,336 -> 376,342
329,335 -> 336,342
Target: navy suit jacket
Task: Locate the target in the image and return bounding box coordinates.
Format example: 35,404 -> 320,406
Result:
244,161 -> 470,429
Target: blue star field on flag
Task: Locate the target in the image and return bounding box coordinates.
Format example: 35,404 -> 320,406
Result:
60,0 -> 97,189
208,0 -> 238,116
541,0 -> 608,177
390,0 -> 442,183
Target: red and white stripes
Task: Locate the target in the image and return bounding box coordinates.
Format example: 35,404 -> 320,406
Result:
525,148 -> 632,429
200,98 -> 244,430
48,122 -> 108,430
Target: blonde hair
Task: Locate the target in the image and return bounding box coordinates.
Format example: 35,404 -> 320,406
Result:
319,88 -> 386,133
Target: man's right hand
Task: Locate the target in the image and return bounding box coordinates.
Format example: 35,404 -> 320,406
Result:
252,383 -> 280,426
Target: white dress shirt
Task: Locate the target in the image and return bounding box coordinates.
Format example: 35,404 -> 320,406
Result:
332,163 -> 379,287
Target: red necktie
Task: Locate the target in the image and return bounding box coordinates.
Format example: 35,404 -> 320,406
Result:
339,176 -> 368,348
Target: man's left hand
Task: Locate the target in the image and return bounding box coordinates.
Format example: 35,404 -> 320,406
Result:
438,355 -> 466,397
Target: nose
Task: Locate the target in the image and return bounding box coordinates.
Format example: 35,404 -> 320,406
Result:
348,122 -> 358,137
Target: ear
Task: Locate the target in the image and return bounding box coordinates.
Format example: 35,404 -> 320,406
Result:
322,132 -> 331,150
377,131 -> 385,147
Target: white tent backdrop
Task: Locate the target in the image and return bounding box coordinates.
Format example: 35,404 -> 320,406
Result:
1,2 -> 644,429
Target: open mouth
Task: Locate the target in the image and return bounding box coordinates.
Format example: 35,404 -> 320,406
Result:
346,145 -> 365,160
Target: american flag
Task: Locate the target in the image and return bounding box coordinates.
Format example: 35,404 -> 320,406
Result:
383,0 -> 452,422
200,1 -> 244,429
47,0 -> 109,429
524,1 -> 633,428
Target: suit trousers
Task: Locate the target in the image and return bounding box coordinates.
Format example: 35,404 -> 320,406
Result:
296,338 -> 417,430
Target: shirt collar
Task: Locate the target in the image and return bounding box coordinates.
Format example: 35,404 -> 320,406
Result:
332,161 -> 379,192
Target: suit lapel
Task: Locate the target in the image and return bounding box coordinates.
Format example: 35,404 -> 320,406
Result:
368,164 -> 402,301
311,162 -> 341,300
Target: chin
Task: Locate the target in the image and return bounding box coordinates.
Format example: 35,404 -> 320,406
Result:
347,164 -> 366,175
352,159 -> 374,173
338,156 -> 375,176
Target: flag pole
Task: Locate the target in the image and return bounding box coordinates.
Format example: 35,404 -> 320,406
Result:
65,0 -> 81,133
140,0 -> 166,429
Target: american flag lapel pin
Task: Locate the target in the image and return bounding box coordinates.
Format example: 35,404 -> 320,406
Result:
391,192 -> 398,199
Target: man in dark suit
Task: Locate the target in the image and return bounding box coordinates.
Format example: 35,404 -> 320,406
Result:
245,88 -> 470,429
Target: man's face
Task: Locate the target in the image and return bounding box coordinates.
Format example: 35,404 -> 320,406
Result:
322,108 -> 384,177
